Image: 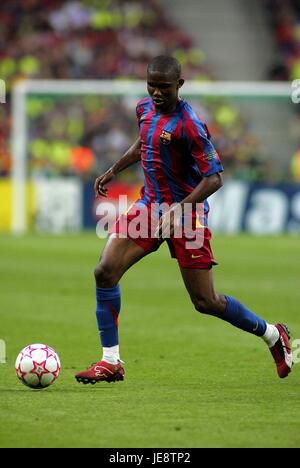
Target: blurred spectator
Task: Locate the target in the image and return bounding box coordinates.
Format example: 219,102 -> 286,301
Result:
264,0 -> 300,82
291,148 -> 300,180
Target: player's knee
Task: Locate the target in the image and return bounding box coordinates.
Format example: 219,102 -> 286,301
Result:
94,263 -> 118,288
192,296 -> 217,315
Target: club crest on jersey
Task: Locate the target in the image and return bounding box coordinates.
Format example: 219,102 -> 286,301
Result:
160,130 -> 172,145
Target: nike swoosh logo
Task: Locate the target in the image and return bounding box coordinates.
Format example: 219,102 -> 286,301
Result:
191,254 -> 203,259
253,321 -> 259,332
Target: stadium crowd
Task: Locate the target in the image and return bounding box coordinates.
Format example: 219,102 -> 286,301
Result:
0,0 -> 295,182
264,0 -> 300,81
263,0 -> 300,180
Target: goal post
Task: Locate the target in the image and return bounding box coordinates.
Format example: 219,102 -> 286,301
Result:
11,79 -> 293,234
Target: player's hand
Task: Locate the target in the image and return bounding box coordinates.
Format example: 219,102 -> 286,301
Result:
154,204 -> 182,239
94,168 -> 115,197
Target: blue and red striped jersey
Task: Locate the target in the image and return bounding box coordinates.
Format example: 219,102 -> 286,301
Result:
136,97 -> 223,209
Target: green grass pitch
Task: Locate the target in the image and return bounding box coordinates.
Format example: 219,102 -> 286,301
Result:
0,233 -> 300,448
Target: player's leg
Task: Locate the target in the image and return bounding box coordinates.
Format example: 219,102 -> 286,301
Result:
180,267 -> 266,330
180,267 -> 292,378
94,232 -> 148,287
94,233 -> 148,362
75,234 -> 149,384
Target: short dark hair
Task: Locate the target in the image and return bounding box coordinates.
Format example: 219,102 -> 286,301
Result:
147,55 -> 181,80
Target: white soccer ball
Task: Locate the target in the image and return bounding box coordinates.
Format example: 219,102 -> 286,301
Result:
15,344 -> 61,389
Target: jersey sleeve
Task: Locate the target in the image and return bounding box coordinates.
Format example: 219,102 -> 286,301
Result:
186,120 -> 224,177
135,98 -> 149,127
136,103 -> 143,127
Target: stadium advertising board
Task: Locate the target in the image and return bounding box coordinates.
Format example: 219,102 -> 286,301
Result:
1,179 -> 300,234
209,181 -> 300,234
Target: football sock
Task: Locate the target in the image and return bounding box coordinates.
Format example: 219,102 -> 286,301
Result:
96,286 -> 121,352
102,345 -> 120,365
223,296 -> 267,336
262,323 -> 280,347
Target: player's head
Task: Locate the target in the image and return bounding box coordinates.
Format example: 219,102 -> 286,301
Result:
147,55 -> 184,113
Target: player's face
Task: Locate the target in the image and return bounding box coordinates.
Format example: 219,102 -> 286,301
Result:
147,71 -> 184,113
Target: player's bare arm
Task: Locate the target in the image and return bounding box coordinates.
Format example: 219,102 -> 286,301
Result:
180,172 -> 223,208
156,173 -> 223,238
94,137 -> 141,197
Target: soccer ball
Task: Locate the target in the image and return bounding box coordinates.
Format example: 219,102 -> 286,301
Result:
15,344 -> 61,389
